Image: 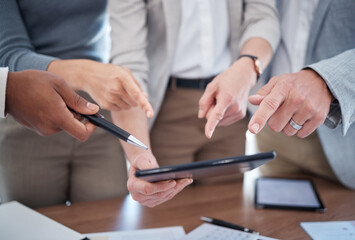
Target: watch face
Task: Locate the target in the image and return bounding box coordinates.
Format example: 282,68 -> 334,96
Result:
255,59 -> 263,76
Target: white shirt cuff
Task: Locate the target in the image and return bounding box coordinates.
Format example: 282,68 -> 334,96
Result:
0,67 -> 9,118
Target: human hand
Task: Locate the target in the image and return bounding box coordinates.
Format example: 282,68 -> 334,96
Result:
198,58 -> 257,138
127,152 -> 193,207
6,70 -> 100,141
248,69 -> 333,138
47,59 -> 153,118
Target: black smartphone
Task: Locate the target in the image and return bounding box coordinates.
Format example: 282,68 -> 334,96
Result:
255,177 -> 326,212
135,151 -> 276,182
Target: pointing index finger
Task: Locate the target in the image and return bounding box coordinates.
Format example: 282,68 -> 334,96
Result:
205,95 -> 231,139
248,86 -> 287,134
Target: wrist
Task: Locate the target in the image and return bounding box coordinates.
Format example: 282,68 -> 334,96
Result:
238,54 -> 263,78
47,59 -> 88,91
301,69 -> 334,102
124,144 -> 153,163
232,57 -> 258,87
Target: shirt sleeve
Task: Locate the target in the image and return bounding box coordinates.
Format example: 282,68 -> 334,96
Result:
0,67 -> 9,118
239,0 -> 280,53
108,0 -> 149,94
0,1 -> 57,71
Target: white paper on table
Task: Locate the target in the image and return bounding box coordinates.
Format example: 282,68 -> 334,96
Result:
301,221 -> 355,240
0,201 -> 85,240
86,226 -> 186,240
181,223 -> 278,240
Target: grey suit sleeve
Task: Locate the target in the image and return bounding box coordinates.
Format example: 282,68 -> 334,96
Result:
239,0 -> 280,52
108,0 -> 149,94
0,1 -> 57,71
307,48 -> 355,135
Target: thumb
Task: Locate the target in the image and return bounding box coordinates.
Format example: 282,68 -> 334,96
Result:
249,94 -> 265,105
198,87 -> 216,119
55,81 -> 99,115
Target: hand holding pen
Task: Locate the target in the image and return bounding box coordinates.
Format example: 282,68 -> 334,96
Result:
69,108 -> 148,149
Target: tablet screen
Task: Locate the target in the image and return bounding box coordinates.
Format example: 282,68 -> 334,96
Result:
255,178 -> 326,212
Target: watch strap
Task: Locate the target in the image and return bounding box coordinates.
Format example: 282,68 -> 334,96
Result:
237,54 -> 262,78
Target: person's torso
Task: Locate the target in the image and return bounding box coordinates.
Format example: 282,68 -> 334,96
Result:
170,0 -> 231,79
271,0 -> 319,76
17,0 -> 109,62
305,0 -> 355,65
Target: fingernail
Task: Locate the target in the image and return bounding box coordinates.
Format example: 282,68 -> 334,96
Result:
250,123 -> 260,133
86,102 -> 98,111
207,129 -> 213,139
146,111 -> 152,118
183,179 -> 193,185
252,94 -> 263,99
198,110 -> 203,118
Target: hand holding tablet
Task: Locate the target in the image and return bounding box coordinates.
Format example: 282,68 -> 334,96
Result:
135,151 -> 276,182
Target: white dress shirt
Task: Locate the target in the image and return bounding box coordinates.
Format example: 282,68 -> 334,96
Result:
171,0 -> 231,79
0,67 -> 8,118
271,0 -> 319,76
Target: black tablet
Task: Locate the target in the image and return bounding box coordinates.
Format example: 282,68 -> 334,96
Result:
135,151 -> 276,182
255,177 -> 326,212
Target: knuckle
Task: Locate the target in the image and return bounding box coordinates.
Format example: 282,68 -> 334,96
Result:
215,112 -> 224,121
147,203 -> 156,208
314,112 -> 325,123
40,127 -> 57,136
304,102 -> 315,115
320,111 -> 328,121
297,132 -> 307,138
74,94 -> 83,107
205,82 -> 216,92
130,194 -> 140,202
54,77 -> 66,88
166,193 -> 175,201
53,116 -> 65,128
291,94 -> 306,106
199,99 -> 207,109
78,133 -> 89,142
268,122 -> 280,133
121,104 -> 130,110
264,98 -> 279,111
125,68 -> 133,77
131,90 -> 140,99
127,181 -> 133,191
100,102 -> 109,110
224,93 -> 233,103
143,184 -> 152,195
269,76 -> 278,84
283,128 -> 294,136
111,86 -> 123,95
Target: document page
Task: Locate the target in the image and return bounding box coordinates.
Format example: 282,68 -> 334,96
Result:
181,223 -> 278,240
301,221 -> 355,240
86,226 -> 186,240
0,201 -> 84,240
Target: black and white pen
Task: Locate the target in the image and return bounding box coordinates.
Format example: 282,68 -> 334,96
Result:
201,216 -> 259,235
70,109 -> 148,150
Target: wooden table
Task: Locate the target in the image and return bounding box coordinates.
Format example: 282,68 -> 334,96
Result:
37,172 -> 355,240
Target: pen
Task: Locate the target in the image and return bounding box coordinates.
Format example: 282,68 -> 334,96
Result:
201,216 -> 259,235
69,108 -> 148,150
